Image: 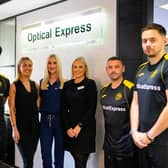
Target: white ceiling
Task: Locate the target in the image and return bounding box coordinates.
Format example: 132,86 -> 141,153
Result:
0,0 -> 168,30
154,0 -> 168,35
0,0 -> 65,20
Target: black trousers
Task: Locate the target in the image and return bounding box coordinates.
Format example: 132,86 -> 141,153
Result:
138,142 -> 168,168
71,152 -> 89,168
17,132 -> 39,168
104,150 -> 138,168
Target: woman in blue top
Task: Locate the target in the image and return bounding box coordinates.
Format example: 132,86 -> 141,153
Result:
39,54 -> 65,168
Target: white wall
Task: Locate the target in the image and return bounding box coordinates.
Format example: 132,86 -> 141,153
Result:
154,0 -> 168,36
16,0 -> 116,167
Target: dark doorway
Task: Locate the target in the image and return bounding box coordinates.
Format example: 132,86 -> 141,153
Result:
117,0 -> 153,81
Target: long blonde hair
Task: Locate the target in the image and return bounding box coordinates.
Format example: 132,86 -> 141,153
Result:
41,54 -> 64,89
16,57 -> 33,80
71,56 -> 89,79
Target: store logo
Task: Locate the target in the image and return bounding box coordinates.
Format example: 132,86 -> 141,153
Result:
27,23 -> 92,43
115,92 -> 122,101
21,8 -> 104,51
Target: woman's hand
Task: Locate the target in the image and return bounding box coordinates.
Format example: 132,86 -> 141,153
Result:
12,126 -> 20,144
66,128 -> 75,138
73,125 -> 81,138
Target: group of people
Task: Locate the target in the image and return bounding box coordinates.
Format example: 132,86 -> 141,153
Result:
0,55 -> 97,168
0,22 -> 168,168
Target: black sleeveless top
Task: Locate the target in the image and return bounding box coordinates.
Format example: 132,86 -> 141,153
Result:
14,80 -> 39,135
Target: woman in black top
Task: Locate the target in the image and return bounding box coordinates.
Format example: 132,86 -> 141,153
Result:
9,57 -> 39,168
62,57 -> 97,168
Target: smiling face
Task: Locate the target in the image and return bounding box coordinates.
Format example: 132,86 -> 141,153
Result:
106,59 -> 125,82
19,59 -> 32,78
72,60 -> 86,80
47,56 -> 57,76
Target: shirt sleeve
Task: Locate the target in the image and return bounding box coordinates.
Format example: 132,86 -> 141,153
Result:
163,60 -> 168,89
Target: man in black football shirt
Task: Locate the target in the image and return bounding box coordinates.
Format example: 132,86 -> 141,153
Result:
130,23 -> 168,168
100,57 -> 137,168
0,74 -> 10,161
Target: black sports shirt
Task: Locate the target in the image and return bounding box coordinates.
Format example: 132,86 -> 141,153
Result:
100,80 -> 135,156
135,54 -> 168,144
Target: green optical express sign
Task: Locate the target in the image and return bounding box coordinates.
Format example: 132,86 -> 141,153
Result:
27,23 -> 92,42
21,8 -> 104,51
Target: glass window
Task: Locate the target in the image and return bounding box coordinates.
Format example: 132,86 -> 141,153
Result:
0,18 -> 16,113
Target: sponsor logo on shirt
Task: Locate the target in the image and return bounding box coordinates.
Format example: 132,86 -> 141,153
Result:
115,92 -> 122,101
136,83 -> 161,91
102,105 -> 126,112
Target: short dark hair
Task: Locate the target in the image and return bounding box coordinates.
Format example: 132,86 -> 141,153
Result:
107,56 -> 124,65
141,23 -> 166,36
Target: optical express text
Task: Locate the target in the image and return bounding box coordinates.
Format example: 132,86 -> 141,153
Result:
27,23 -> 91,43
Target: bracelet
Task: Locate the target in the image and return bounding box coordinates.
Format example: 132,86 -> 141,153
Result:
146,132 -> 154,142
130,129 -> 137,135
78,122 -> 83,128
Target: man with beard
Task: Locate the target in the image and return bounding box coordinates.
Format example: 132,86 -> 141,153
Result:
100,57 -> 137,168
130,23 -> 168,168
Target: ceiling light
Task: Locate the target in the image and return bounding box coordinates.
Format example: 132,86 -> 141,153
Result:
160,4 -> 168,10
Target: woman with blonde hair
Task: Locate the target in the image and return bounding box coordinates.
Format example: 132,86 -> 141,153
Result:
39,54 -> 64,168
62,56 -> 97,168
9,57 -> 40,168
